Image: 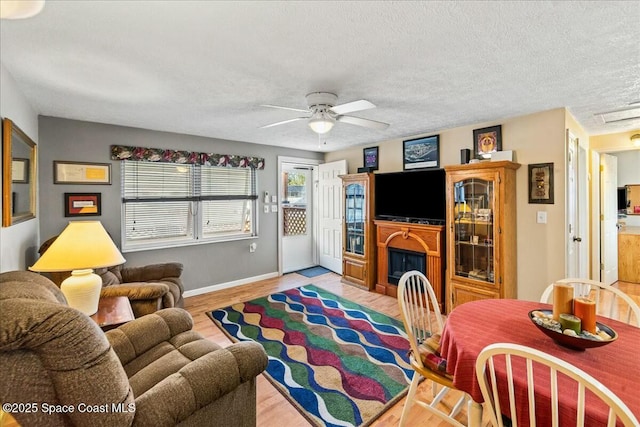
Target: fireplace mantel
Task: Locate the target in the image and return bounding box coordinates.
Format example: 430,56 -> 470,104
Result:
374,220 -> 445,310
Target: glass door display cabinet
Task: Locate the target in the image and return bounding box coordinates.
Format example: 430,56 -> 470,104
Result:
444,161 -> 520,312
453,178 -> 495,283
341,173 -> 376,290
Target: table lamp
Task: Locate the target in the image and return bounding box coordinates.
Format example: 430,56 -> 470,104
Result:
30,221 -> 125,315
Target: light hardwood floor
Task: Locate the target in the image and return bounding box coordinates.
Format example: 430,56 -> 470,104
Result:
185,271 -> 469,427
3,275 -> 639,427
185,273 -> 640,426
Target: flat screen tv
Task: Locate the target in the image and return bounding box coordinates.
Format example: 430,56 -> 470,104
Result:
375,169 -> 446,224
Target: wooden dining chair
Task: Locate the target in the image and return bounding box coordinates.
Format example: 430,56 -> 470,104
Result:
397,270 -> 470,427
475,342 -> 639,427
540,278 -> 640,326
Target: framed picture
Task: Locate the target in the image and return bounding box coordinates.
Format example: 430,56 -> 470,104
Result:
64,193 -> 102,217
363,146 -> 379,170
473,125 -> 502,159
403,134 -> 440,170
54,161 -> 111,184
528,163 -> 554,204
11,158 -> 29,183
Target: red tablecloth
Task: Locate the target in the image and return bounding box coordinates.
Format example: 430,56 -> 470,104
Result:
440,299 -> 640,426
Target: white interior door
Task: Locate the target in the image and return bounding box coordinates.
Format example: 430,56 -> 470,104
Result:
577,145 -> 589,278
600,153 -> 618,285
318,160 -> 347,273
282,164 -> 314,273
566,131 -> 580,278
566,130 -> 589,279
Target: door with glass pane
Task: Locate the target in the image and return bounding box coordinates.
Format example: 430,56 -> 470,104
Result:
452,176 -> 496,283
341,173 -> 375,290
282,165 -> 314,273
445,161 -> 520,312
345,182 -> 365,256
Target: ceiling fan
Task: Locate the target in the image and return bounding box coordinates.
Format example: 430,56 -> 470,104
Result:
260,92 -> 390,134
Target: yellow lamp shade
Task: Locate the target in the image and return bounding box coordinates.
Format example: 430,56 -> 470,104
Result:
30,221 -> 125,272
30,221 -> 125,314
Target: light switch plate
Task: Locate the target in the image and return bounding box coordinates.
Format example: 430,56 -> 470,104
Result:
263,205 -> 269,213
536,211 -> 547,224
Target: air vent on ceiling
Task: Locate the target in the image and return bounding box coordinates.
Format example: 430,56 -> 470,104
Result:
596,105 -> 640,124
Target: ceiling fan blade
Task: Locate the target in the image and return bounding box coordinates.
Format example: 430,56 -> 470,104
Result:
261,104 -> 310,113
330,99 -> 375,115
259,117 -> 308,129
336,115 -> 390,130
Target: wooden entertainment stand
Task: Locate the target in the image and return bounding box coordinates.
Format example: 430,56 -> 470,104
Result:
374,220 -> 445,311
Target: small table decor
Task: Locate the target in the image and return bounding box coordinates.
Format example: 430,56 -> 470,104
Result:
529,309 -> 617,350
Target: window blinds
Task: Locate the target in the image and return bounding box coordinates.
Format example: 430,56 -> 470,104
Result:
122,161 -> 257,249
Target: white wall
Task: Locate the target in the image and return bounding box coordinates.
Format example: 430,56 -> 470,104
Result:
0,63 -> 40,272
611,150 -> 640,227
614,150 -> 640,185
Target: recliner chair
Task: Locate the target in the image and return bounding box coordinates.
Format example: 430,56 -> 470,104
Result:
0,271 -> 268,427
38,235 -> 185,317
96,262 -> 185,317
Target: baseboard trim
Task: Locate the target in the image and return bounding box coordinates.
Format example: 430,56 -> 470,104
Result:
183,271 -> 280,298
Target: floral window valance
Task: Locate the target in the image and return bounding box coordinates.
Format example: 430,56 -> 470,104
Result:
110,145 -> 265,169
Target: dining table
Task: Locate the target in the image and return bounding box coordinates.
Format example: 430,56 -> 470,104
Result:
440,299 -> 640,427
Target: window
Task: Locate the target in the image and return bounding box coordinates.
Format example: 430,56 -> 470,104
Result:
122,161 -> 257,251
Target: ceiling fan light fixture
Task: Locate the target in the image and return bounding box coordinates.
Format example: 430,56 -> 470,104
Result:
0,0 -> 45,19
308,113 -> 335,134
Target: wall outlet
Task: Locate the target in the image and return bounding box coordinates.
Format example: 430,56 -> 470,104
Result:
271,204 -> 278,213
271,195 -> 277,203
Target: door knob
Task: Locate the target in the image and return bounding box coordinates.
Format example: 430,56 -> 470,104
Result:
573,236 -> 582,242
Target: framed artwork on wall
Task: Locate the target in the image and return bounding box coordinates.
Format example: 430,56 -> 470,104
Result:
54,161 -> 111,184
363,146 -> 379,170
528,163 -> 554,204
64,193 -> 102,217
403,135 -> 440,170
473,125 -> 502,159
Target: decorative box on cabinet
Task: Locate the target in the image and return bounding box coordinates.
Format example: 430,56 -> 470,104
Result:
444,161 -> 520,312
341,173 -> 376,290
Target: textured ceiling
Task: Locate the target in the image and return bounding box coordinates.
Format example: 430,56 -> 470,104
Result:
1,1 -> 639,152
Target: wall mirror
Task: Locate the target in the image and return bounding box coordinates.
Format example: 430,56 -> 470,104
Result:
2,118 -> 37,227
625,184 -> 640,215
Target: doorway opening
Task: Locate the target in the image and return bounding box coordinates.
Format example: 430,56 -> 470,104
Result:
280,160 -> 317,274
591,149 -> 640,284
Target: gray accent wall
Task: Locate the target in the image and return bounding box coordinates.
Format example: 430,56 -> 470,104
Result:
38,116 -> 323,291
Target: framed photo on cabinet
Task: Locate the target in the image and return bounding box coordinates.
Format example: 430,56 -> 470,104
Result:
473,125 -> 502,159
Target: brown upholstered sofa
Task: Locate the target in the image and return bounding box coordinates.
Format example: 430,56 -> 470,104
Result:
0,271 -> 268,427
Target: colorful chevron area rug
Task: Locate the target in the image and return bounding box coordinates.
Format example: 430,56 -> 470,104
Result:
208,284 -> 413,427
